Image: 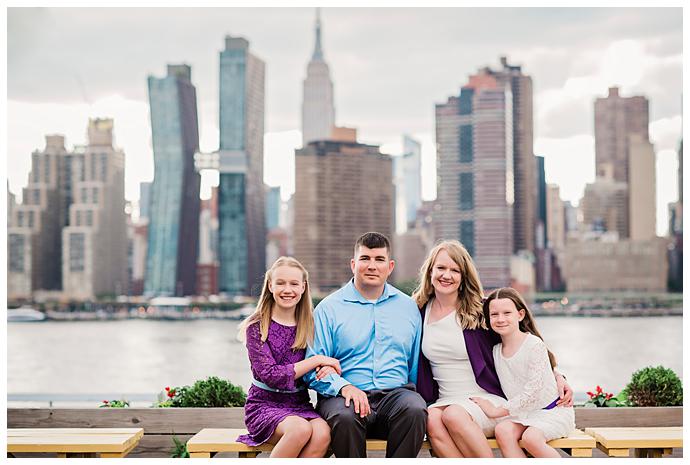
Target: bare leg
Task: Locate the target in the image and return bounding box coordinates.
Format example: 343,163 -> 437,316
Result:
521,426 -> 561,458
494,420 -> 528,458
267,416 -> 312,458
298,417 -> 331,458
441,405 -> 493,458
426,406 -> 464,457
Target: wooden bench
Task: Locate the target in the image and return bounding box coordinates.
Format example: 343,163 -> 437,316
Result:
186,427 -> 595,458
7,427 -> 144,458
584,426 -> 683,458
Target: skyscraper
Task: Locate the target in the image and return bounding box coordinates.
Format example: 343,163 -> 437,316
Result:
394,135 -> 422,233
594,87 -> 649,184
218,36 -> 266,295
8,135 -> 71,299
294,131 -> 394,293
301,8 -> 335,146
145,64 -> 201,297
535,155 -> 547,249
594,87 -> 652,239
628,133 -> 656,240
436,71 -> 514,289
62,118 -> 128,299
488,57 -> 536,255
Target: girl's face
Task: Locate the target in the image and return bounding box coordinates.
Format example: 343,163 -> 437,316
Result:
268,265 -> 306,311
488,298 -> 525,336
431,249 -> 462,298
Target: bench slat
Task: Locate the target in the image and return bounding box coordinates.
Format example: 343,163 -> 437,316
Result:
187,428 -> 594,455
584,427 -> 683,449
7,428 -> 144,454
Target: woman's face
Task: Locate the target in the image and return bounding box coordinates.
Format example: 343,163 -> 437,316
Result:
268,265 -> 305,311
430,249 -> 463,298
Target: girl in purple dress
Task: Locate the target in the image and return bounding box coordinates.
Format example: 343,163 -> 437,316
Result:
237,257 -> 341,457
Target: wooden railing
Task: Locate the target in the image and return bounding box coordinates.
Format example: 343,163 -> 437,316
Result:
7,406 -> 683,458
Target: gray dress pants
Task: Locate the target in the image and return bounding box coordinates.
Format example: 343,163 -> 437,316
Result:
316,383 -> 427,458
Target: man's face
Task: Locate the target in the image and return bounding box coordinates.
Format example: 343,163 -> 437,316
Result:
351,245 -> 395,289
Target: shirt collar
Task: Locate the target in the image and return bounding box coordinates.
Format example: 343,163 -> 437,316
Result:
342,278 -> 400,304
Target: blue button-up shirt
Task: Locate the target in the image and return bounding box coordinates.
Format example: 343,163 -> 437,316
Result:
304,279 -> 422,397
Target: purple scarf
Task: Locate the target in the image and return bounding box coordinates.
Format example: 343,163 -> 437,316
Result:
415,303 -> 506,404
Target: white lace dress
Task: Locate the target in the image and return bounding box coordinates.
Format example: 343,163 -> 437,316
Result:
422,301 -> 508,436
493,333 -> 575,441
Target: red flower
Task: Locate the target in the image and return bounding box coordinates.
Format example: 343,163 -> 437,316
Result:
103,400 -> 109,403
165,386 -> 170,391
167,389 -> 176,399
605,393 -> 613,400
596,385 -> 602,393
587,391 -> 595,397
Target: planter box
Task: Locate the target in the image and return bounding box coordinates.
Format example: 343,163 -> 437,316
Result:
7,406 -> 683,458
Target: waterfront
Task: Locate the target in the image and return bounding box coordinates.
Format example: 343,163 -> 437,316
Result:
7,317 -> 682,407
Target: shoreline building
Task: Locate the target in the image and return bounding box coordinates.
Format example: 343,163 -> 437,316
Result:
301,8 -> 335,147
8,135 -> 71,299
435,70 -> 514,289
218,36 -> 266,296
197,187 -> 220,296
294,131 -> 394,293
62,119 -> 127,299
594,87 -> 652,239
145,64 -> 201,297
393,135 -> 422,233
483,57 -> 536,255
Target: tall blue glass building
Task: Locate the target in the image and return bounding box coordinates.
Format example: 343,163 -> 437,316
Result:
144,64 -> 201,296
218,36 -> 266,295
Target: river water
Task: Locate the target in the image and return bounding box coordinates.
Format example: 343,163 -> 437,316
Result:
7,317 -> 682,407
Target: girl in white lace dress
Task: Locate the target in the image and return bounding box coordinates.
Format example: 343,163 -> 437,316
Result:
471,288 -> 575,458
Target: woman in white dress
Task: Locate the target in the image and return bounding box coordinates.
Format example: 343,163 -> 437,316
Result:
413,241 -> 573,458
471,287 -> 575,458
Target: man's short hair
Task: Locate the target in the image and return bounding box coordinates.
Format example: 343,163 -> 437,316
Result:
354,232 -> 392,257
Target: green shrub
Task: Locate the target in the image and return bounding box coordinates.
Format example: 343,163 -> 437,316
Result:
624,366 -> 683,407
172,376 -> 246,407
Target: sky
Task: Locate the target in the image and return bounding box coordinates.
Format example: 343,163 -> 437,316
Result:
6,7 -> 683,235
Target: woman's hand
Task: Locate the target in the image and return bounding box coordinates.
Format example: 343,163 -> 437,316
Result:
470,397 -> 508,418
315,365 -> 337,380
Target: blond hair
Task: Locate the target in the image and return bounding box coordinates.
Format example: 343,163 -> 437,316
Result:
238,256 -> 314,350
412,240 -> 486,330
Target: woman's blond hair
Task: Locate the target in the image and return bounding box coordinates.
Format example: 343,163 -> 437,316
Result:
238,256 -> 314,350
483,287 -> 557,369
411,240 -> 486,330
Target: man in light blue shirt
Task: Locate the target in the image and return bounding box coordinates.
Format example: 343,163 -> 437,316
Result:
304,232 -> 426,457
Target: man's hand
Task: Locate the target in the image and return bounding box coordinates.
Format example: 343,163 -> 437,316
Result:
340,384 -> 370,418
555,374 -> 574,407
470,397 -> 508,418
315,365 -> 337,380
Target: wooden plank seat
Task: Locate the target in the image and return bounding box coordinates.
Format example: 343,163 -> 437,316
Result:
186,427 -> 595,458
584,426 -> 683,458
7,428 -> 144,458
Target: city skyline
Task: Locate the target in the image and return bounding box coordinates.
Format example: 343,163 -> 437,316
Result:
7,7 -> 683,236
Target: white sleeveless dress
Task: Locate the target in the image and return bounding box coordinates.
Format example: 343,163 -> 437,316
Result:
421,300 -> 508,436
493,333 -> 576,441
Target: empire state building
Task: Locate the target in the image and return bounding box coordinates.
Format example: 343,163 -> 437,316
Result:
301,9 -> 335,146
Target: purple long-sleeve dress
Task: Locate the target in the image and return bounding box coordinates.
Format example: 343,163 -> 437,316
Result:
237,320 -> 320,446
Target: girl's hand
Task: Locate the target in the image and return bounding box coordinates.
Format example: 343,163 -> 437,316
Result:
555,374 -> 574,407
315,365 -> 337,380
317,355 -> 342,375
470,397 -> 507,418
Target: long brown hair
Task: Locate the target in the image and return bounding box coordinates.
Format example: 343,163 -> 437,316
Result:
238,257 -> 314,350
483,287 -> 557,369
411,240 -> 486,330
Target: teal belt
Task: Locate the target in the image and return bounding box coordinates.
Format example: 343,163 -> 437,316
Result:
252,378 -> 306,394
